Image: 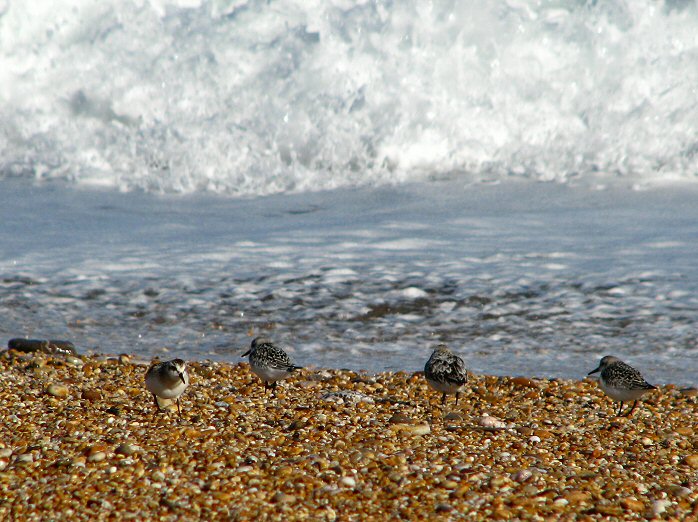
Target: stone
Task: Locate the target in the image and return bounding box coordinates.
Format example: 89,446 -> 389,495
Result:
81,389 -> 102,401
621,498 -> 645,512
8,338 -> 77,355
271,492 -> 296,504
47,384 -> 69,398
683,455 -> 698,469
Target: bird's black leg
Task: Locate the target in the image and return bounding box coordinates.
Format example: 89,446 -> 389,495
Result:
616,401 -> 624,416
176,397 -> 182,417
626,400 -> 638,417
455,392 -> 460,406
441,392 -> 446,406
152,393 -> 160,413
271,381 -> 277,398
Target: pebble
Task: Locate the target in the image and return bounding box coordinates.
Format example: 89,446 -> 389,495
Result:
388,413 -> 413,424
510,376 -> 538,389
399,423 -> 430,436
652,499 -> 671,516
0,353 -> 692,520
339,477 -> 356,488
87,451 -> 107,463
81,389 -> 102,401
46,384 -> 69,398
511,469 -> 533,482
16,453 -> 34,464
271,492 -> 296,504
115,443 -> 139,456
321,391 -> 374,404
679,387 -> 698,397
621,498 -> 645,512
477,415 -> 508,430
683,454 -> 698,469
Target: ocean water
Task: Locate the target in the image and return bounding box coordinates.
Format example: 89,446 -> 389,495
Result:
1,0 -> 697,384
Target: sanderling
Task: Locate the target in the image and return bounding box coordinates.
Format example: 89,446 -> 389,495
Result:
145,358 -> 190,417
241,337 -> 303,395
588,355 -> 656,416
424,344 -> 468,406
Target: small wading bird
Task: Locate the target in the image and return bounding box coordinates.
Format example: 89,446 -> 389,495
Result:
145,358 -> 190,417
424,344 -> 468,406
242,337 -> 303,396
588,355 -> 656,417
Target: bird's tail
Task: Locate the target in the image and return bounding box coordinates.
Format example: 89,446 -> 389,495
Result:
289,365 -> 303,372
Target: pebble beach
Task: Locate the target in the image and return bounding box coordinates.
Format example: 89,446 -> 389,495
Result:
1,346 -> 697,520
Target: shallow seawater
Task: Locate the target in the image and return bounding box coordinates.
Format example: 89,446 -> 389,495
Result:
1,179 -> 697,386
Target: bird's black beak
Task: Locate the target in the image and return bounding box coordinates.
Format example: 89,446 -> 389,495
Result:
241,349 -> 251,357
179,372 -> 186,384
588,366 -> 600,376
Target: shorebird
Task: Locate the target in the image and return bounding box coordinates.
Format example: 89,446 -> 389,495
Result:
588,355 -> 656,416
424,344 -> 468,406
241,337 -> 303,396
145,359 -> 190,417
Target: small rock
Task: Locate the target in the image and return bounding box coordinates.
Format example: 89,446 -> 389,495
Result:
0,448 -> 12,458
115,443 -> 139,456
400,423 -> 430,436
87,451 -> 107,463
388,472 -> 404,483
511,469 -> 533,482
151,471 -> 166,482
81,389 -> 102,401
444,412 -> 463,421
668,485 -> 692,497
621,498 -> 645,512
510,376 -> 538,389
529,435 -> 541,444
441,480 -> 458,489
679,387 -> 698,397
683,454 -> 698,469
477,415 -> 508,430
489,475 -> 510,488
287,419 -> 308,430
47,384 -> 69,398
65,356 -> 84,367
16,453 -> 34,464
565,490 -> 591,503
651,499 -> 671,517
435,503 -> 453,513
271,492 -> 296,504
321,391 -> 374,404
339,477 -> 356,488
388,414 -> 414,424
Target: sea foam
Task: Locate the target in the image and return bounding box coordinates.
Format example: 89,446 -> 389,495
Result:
1,0 -> 697,195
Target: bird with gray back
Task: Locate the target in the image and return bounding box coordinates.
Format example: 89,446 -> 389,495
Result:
588,355 -> 656,416
424,344 -> 468,406
145,358 -> 190,417
242,337 -> 303,396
